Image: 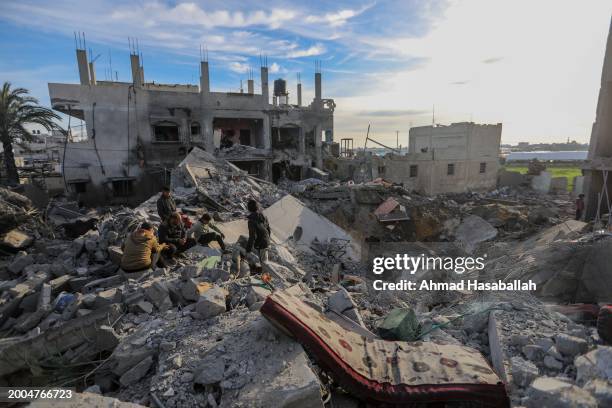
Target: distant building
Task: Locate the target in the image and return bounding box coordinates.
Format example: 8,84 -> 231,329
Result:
327,122 -> 502,195
48,46 -> 334,205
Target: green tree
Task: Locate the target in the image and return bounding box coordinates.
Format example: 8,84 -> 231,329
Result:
0,82 -> 60,185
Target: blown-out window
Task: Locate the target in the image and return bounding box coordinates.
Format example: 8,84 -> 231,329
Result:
153,121 -> 180,142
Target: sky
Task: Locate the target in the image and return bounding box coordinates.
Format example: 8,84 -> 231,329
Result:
0,0 -> 611,146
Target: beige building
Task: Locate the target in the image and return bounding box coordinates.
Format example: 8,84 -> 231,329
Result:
327,122 -> 502,195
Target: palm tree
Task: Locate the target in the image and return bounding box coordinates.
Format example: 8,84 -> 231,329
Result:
0,82 -> 60,185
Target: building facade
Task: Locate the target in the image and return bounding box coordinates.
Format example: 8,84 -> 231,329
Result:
327,122 -> 502,195
48,47 -> 334,205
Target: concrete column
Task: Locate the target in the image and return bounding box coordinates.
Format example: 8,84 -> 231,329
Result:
262,116 -> 271,149
297,83 -> 302,106
140,65 -> 145,85
247,79 -> 254,94
88,62 -> 96,85
130,54 -> 142,87
299,127 -> 305,155
76,50 -> 90,86
202,116 -> 215,152
315,124 -> 322,168
314,72 -> 322,102
200,61 -> 210,94
261,67 -> 269,104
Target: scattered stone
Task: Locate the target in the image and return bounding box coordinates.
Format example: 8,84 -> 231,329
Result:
523,344 -> 545,361
575,346 -> 612,385
525,377 -> 597,408
511,356 -> 539,387
543,355 -> 563,371
583,379 -> 612,407
119,356 -> 154,387
195,286 -> 227,319
555,333 -> 588,357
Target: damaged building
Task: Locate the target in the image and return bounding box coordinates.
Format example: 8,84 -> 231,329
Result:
583,19 -> 612,222
48,44 -> 334,205
326,121 -> 502,195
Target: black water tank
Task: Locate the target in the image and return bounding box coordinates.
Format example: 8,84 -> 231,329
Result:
273,78 -> 287,96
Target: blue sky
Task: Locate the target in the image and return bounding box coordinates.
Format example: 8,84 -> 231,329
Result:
1,0 -> 611,145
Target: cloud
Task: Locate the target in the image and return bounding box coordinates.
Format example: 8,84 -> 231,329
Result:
287,44 -> 326,58
228,62 -> 250,74
269,62 -> 283,73
111,3 -> 297,29
306,4 -> 373,27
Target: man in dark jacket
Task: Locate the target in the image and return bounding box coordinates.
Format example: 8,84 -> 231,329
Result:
246,199 -> 271,262
157,186 -> 176,222
158,212 -> 195,256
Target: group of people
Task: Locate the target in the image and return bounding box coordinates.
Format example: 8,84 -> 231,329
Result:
120,186 -> 271,272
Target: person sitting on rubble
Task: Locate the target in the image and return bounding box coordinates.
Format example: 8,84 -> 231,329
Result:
158,212 -> 196,257
188,213 -> 229,253
157,186 -> 176,222
576,193 -> 585,220
120,222 -> 169,272
246,199 -> 271,262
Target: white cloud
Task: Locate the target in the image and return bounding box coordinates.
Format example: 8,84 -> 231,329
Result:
269,62 -> 282,73
306,4 -> 372,27
286,44 -> 326,58
228,62 -> 250,74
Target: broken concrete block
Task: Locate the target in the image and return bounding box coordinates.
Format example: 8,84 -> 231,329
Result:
8,251 -> 34,274
202,267 -> 230,282
0,304 -> 123,376
180,278 -> 212,302
143,280 -> 172,312
119,355 -> 154,387
129,300 -> 153,314
193,355 -> 225,385
107,246 -> 123,265
454,215 -> 497,253
575,346 -> 612,385
583,379 -> 612,407
525,377 -> 597,408
37,283 -> 52,311
327,287 -> 365,327
511,356 -> 539,387
523,344 -> 545,361
92,288 -> 122,309
246,284 -> 272,307
555,333 -> 587,357
1,229 -> 33,251
28,391 -> 147,407
543,355 -> 563,371
179,264 -> 202,280
195,286 -> 227,319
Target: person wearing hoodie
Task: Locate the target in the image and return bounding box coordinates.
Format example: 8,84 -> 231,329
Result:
246,199 -> 271,262
120,222 -> 168,272
158,212 -> 196,256
156,186 -> 176,222
188,213 -> 229,252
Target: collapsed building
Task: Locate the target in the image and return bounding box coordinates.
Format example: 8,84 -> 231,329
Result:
48,44 -> 335,206
326,121 -> 502,195
584,19 -> 612,222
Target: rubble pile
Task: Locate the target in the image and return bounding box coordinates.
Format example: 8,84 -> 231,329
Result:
0,161 -> 611,407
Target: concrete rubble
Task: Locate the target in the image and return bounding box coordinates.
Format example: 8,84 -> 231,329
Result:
1,151 -> 611,408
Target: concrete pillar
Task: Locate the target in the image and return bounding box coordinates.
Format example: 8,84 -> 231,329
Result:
76,49 -> 90,86
314,72 -> 322,102
262,116 -> 271,149
247,79 -> 254,94
140,65 -> 145,85
130,54 -> 142,87
88,62 -> 96,85
297,83 -> 302,106
202,116 -> 215,152
200,61 -> 210,94
299,127 -> 305,155
261,67 -> 269,104
315,124 -> 322,168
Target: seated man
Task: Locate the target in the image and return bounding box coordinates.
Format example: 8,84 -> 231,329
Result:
158,212 -> 196,256
188,213 -> 228,252
120,222 -> 168,272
